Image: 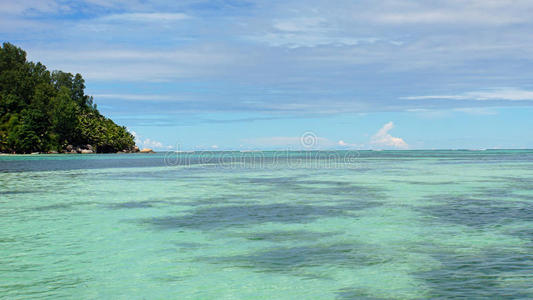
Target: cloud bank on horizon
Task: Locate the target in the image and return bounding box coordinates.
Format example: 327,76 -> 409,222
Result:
371,122 -> 409,150
2,0 -> 533,149
241,121 -> 407,150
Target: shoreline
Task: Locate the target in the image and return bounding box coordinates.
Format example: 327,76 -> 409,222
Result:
0,146 -> 155,155
1,149 -> 532,156
0,153 -> 157,156
0,151 -> 156,156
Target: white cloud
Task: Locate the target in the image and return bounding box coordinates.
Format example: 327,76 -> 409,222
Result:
338,140 -> 348,146
0,0 -> 65,15
80,0 -> 147,10
99,13 -> 190,23
272,17 -> 326,32
256,33 -> 378,48
142,138 -> 162,149
374,11 -> 518,25
126,129 -> 171,150
141,138 -> 172,150
32,49 -> 221,61
337,140 -> 362,148
370,122 -> 408,149
252,16 -> 380,48
26,48 -> 236,81
94,94 -> 180,101
248,0 -> 533,49
366,0 -> 533,26
453,107 -> 498,115
402,88 -> 533,101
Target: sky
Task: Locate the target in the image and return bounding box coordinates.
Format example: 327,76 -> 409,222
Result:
2,0 -> 533,150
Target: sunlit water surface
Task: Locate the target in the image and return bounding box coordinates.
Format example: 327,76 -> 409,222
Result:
1,151 -> 533,299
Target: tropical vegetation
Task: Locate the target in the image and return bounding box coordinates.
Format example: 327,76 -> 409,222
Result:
0,42 -> 135,153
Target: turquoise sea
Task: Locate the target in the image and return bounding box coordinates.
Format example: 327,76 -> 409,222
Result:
1,150 -> 533,299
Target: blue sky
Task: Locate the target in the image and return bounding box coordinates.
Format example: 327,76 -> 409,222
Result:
2,0 -> 533,150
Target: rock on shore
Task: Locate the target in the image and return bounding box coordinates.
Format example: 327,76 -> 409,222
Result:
140,148 -> 155,153
62,144 -> 140,154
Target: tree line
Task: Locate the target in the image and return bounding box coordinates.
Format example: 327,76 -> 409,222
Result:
0,42 -> 135,153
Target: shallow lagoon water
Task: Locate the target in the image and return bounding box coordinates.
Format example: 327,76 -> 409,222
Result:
1,151 -> 533,299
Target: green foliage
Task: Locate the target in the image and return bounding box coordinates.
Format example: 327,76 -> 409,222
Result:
49,87 -> 79,148
77,110 -> 135,152
0,42 -> 135,153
